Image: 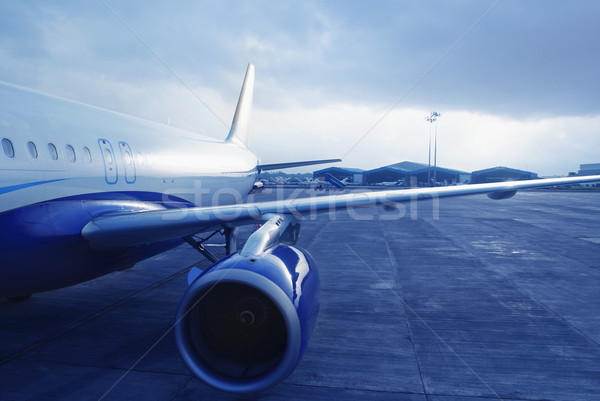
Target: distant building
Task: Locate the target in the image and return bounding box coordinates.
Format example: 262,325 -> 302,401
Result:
578,163 -> 600,176
364,161 -> 469,186
471,166 -> 538,184
363,163 -> 419,185
576,163 -> 600,187
314,162 -> 545,188
313,167 -> 365,184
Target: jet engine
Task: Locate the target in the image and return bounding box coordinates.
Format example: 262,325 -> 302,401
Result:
175,215 -> 320,393
487,190 -> 517,200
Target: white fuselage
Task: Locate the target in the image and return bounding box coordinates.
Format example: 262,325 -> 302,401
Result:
0,81 -> 258,297
0,82 -> 259,213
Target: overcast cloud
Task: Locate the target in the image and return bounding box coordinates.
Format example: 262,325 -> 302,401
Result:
1,0 -> 599,175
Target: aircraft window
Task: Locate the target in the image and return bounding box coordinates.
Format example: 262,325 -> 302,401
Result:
48,143 -> 58,160
123,150 -> 132,165
83,146 -> 92,163
65,144 -> 76,163
27,141 -> 38,159
103,148 -> 114,164
2,138 -> 15,159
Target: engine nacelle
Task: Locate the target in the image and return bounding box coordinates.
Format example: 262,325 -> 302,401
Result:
487,190 -> 517,200
175,245 -> 320,393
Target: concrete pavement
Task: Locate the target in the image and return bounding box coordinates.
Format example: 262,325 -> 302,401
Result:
1,189 -> 599,400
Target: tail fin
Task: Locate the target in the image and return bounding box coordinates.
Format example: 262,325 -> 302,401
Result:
225,63 -> 254,146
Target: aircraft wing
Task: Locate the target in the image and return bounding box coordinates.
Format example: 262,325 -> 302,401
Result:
82,174 -> 600,251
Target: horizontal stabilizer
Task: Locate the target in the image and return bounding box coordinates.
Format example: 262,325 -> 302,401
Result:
257,158 -> 341,172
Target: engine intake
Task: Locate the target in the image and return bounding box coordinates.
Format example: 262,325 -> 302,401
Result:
175,245 -> 320,393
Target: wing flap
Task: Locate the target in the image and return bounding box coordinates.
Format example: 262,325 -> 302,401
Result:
82,205 -> 262,251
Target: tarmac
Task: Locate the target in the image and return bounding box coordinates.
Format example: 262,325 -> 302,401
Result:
1,188 -> 599,401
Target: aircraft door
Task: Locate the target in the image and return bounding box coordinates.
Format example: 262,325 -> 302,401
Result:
98,139 -> 118,184
118,141 -> 136,184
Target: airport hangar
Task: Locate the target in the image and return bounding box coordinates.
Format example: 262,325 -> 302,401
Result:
313,163 -> 554,187
313,162 -> 600,187
470,166 -> 538,183
314,161 -> 476,186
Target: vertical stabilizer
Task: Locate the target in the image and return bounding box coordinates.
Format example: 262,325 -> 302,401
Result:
225,64 -> 254,146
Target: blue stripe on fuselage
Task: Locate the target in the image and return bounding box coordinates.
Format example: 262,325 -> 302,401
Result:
0,179 -> 67,195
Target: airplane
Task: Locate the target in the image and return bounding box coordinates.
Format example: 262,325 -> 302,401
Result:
2,64 -> 600,394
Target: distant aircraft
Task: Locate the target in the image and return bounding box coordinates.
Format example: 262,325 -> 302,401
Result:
2,64 -> 599,393
377,180 -> 404,187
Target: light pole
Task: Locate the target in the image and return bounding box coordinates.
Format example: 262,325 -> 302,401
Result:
426,117 -> 431,185
425,111 -> 441,186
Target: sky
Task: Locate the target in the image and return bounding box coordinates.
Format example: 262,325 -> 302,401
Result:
1,0 -> 599,176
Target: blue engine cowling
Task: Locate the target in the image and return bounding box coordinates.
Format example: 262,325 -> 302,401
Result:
174,244 -> 320,393
487,190 -> 517,200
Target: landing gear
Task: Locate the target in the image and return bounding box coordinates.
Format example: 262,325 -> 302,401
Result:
184,226 -> 239,263
224,227 -> 238,255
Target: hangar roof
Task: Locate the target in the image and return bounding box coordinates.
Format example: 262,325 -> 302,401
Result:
472,166 -> 537,176
385,161 -> 430,171
313,167 -> 365,174
366,161 -> 468,176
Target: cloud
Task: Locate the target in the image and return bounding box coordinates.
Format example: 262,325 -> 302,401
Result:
1,0 -> 599,176
250,101 -> 600,176
4,1 -> 599,115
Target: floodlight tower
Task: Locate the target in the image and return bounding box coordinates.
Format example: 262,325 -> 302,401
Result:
426,111 -> 441,186
425,115 -> 432,185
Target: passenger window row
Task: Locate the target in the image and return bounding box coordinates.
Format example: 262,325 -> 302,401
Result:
1,137 -> 93,164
